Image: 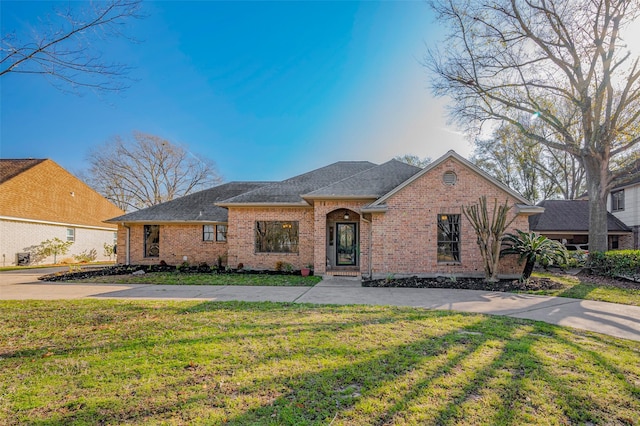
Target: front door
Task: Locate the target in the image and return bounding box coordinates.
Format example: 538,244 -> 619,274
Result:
336,223 -> 357,266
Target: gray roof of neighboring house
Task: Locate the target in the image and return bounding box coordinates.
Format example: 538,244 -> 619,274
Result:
0,159 -> 46,184
303,159 -> 422,198
528,200 -> 631,232
106,182 -> 271,223
218,161 -> 378,205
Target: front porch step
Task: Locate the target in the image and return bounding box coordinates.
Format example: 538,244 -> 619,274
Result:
325,270 -> 361,278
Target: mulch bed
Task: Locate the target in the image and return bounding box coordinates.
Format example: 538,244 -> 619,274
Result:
38,264 -> 308,282
363,269 -> 640,292
362,276 -> 563,292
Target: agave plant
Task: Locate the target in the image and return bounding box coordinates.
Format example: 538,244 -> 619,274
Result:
501,230 -> 569,280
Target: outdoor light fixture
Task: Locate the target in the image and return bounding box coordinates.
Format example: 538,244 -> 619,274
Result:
344,211 -> 350,220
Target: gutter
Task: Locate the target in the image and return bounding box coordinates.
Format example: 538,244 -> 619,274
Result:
515,205 -> 545,216
123,223 -> 131,265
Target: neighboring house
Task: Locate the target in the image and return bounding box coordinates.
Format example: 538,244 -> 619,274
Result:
0,159 -> 125,266
608,169 -> 640,249
528,200 -> 632,250
108,151 -> 543,279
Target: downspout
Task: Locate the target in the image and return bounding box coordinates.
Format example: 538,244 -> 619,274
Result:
361,215 -> 372,279
122,223 -> 131,265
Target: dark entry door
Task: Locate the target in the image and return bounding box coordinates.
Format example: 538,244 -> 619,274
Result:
336,223 -> 357,266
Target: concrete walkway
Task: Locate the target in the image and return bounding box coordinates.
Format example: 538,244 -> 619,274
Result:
1,270 -> 639,342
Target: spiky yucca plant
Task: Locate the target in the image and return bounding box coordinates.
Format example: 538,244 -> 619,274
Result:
501,230 -> 569,280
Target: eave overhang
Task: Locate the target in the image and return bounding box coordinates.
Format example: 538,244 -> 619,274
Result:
360,205 -> 389,213
515,205 -> 545,216
215,202 -> 312,208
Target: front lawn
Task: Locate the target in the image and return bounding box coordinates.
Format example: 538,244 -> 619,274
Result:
1,300 -> 638,425
528,271 -> 640,306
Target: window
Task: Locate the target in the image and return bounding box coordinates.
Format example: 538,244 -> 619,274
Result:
66,228 -> 75,242
144,225 -> 160,257
437,214 -> 460,262
255,221 -> 299,253
203,225 -> 215,241
611,190 -> 625,211
610,235 -> 619,250
216,224 -> 227,242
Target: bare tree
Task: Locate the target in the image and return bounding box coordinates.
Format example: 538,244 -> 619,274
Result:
1,0 -> 143,93
427,0 -> 640,252
473,124 -> 585,202
394,154 -> 432,168
86,132 -> 222,211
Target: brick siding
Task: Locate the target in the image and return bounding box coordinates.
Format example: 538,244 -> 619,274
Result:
115,157 -> 530,277
370,158 -> 526,278
117,224 -> 228,266
227,207 -> 314,270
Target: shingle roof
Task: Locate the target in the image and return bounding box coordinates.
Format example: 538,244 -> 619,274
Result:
0,159 -> 46,184
106,182 -> 270,223
218,161 -> 378,205
529,200 -> 631,232
304,159 -> 422,198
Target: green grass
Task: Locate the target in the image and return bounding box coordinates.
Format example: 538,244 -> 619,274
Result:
529,272 -> 640,306
69,272 -> 322,286
1,300 -> 639,425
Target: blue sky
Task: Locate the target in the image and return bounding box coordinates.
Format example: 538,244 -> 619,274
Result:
1,1 -> 470,182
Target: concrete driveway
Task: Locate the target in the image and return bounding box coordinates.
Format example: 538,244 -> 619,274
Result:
1,270 -> 639,342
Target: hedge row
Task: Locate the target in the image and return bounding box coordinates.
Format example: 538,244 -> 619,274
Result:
589,250 -> 640,278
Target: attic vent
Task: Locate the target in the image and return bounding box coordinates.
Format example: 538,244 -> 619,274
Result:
443,171 -> 457,185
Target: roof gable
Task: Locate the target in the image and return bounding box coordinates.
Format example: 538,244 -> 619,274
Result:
368,150 -> 532,208
529,200 -> 631,232
107,181 -> 270,223
218,161 -> 377,205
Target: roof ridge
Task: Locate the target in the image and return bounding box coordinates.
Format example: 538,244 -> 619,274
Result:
277,160 -> 377,184
303,158 -> 420,197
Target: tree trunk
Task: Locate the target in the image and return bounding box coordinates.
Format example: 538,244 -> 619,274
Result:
583,156 -> 609,253
522,259 -> 535,280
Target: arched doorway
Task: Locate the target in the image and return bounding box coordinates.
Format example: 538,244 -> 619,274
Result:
326,209 -> 359,272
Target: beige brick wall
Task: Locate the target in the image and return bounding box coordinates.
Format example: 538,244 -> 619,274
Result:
227,207 -> 314,270
116,224 -> 228,266
1,219 -> 117,266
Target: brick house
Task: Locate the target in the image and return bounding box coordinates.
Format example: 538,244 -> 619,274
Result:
107,151 -> 543,278
0,159 -> 125,266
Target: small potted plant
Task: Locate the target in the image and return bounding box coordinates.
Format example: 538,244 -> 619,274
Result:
301,263 -> 313,277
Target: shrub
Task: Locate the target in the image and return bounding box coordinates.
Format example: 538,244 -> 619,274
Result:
275,261 -> 293,272
501,230 -> 568,280
589,250 -> 640,278
103,243 -> 115,260
35,237 -> 74,264
74,249 -> 97,263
